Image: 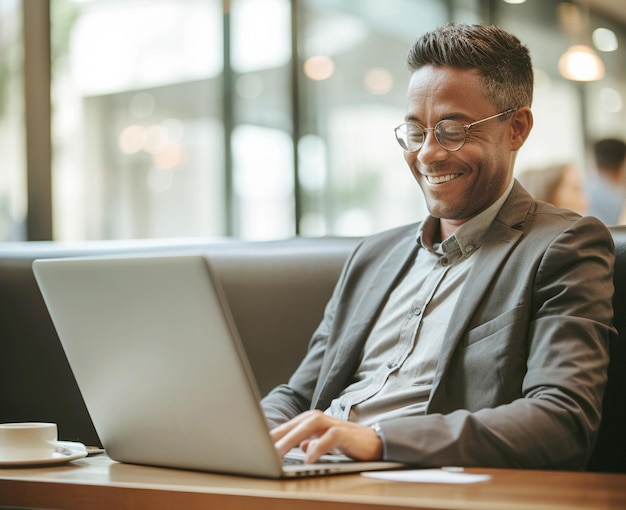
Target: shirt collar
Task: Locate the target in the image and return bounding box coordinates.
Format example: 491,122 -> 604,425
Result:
417,179 -> 514,259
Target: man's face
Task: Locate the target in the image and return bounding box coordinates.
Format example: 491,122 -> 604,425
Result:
403,65 -> 517,224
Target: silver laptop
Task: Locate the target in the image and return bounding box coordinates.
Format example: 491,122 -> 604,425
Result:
33,254 -> 403,478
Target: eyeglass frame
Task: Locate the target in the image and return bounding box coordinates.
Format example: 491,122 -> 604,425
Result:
394,108 -> 518,153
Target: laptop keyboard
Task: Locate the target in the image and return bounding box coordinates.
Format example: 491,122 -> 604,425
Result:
283,456 -> 305,465
283,449 -> 353,465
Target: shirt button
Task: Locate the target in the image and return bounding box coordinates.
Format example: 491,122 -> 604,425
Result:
441,258 -> 449,266
414,307 -> 422,316
387,361 -> 396,369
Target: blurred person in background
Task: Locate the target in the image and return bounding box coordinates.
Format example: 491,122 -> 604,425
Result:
517,163 -> 588,216
587,138 -> 626,225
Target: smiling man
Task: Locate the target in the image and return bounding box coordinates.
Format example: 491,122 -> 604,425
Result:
261,23 -> 616,470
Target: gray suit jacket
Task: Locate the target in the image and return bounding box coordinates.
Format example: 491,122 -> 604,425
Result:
262,182 -> 616,469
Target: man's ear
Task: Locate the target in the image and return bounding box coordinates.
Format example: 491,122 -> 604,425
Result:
510,107 -> 533,151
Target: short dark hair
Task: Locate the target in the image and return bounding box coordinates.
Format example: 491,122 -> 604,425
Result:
593,138 -> 626,173
407,23 -> 534,111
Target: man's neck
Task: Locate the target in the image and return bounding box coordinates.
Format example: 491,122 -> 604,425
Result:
439,218 -> 465,240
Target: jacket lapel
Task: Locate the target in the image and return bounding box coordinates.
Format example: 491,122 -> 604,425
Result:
430,182 -> 531,397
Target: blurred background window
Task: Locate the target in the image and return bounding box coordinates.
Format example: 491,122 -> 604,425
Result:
0,0 -> 25,241
51,0 -> 224,240
2,0 -> 625,242
231,0 -> 294,239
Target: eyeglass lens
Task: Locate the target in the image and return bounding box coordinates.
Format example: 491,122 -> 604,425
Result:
395,120 -> 467,152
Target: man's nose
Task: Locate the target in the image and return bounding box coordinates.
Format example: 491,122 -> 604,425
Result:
417,130 -> 449,165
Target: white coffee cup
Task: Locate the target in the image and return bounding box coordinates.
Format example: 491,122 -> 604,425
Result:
0,422 -> 58,461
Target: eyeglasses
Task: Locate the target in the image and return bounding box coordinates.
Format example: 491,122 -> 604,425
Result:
394,108 -> 517,153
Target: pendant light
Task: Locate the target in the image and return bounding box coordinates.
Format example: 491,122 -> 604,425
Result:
557,1 -> 605,82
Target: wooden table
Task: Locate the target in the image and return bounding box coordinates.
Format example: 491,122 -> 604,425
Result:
1,454 -> 625,510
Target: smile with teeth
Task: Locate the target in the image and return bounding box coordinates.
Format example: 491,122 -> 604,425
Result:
425,173 -> 462,184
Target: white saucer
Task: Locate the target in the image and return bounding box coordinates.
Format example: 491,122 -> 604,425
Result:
0,441 -> 88,467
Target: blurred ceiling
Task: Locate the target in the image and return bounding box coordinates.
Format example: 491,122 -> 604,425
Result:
588,0 -> 626,25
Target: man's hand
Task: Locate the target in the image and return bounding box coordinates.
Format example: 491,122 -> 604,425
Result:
270,410 -> 383,463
